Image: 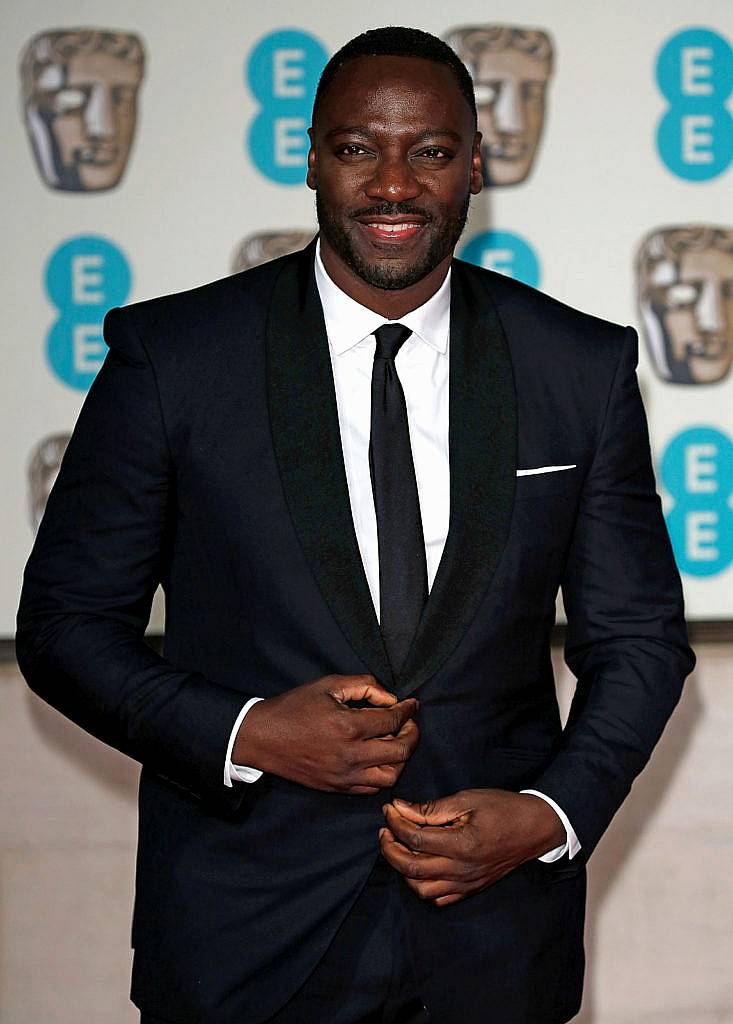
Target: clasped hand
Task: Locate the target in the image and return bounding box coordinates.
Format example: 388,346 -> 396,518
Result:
379,789 -> 566,906
233,673 -> 419,794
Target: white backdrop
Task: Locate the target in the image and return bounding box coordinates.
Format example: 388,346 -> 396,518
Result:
3,0 -> 732,636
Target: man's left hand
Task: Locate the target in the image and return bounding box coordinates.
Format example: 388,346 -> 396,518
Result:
379,789 -> 567,907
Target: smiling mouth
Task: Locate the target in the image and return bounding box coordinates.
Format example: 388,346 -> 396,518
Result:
357,220 -> 426,243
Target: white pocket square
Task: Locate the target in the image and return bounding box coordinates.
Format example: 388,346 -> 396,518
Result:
516,465 -> 577,477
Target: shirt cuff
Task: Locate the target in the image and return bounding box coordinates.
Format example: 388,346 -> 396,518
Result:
224,697 -> 265,787
520,789 -> 582,863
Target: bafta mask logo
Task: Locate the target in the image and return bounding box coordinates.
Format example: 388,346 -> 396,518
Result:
637,226 -> 733,385
445,24 -> 553,186
27,433 -> 71,530
232,230 -> 315,273
20,28 -> 145,192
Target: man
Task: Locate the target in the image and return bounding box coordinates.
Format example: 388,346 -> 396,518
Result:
17,26 -> 694,1024
20,27 -> 145,192
637,224 -> 733,385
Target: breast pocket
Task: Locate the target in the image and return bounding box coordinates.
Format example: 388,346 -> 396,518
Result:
514,467 -> 580,500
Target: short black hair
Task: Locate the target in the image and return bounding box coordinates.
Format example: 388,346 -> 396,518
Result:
312,26 -> 477,129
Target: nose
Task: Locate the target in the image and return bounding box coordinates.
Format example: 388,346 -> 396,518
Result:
695,279 -> 723,332
84,84 -> 115,138
364,153 -> 422,203
494,80 -> 524,134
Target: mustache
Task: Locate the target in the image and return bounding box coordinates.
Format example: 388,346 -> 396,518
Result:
349,203 -> 434,221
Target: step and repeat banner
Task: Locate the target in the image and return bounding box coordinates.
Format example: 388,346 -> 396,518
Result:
2,0 -> 732,634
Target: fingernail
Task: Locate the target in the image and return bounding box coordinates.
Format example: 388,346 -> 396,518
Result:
394,798 -> 410,808
378,828 -> 387,839
382,804 -> 389,814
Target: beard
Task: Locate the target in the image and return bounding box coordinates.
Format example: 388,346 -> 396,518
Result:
315,191 -> 471,290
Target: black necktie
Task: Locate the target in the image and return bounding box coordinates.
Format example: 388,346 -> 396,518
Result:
369,324 -> 429,676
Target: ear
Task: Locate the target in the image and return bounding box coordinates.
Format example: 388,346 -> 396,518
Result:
306,127 -> 317,191
470,131 -> 483,195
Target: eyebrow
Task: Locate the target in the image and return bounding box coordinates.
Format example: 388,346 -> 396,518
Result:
324,125 -> 464,144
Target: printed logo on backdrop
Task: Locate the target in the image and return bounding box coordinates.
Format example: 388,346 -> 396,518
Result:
232,230 -> 315,273
637,225 -> 733,385
655,27 -> 733,181
444,25 -> 553,186
246,29 -> 328,185
459,230 -> 541,288
27,433 -> 71,531
45,235 -> 131,391
20,29 -> 145,192
661,427 -> 733,577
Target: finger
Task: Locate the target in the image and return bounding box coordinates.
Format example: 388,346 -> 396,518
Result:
392,794 -> 471,827
329,675 -> 398,706
403,877 -> 471,900
378,828 -> 465,881
383,803 -> 465,857
351,763 -> 405,789
353,698 -> 420,739
434,892 -> 465,907
354,725 -> 419,769
354,739 -> 410,769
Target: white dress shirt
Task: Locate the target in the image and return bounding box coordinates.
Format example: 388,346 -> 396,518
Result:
225,240 -> 580,864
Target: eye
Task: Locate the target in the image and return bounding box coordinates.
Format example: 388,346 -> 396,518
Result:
111,85 -> 135,105
415,146 -> 450,160
522,81 -> 545,103
665,282 -> 700,307
53,87 -> 87,114
335,143 -> 371,157
473,82 -> 499,106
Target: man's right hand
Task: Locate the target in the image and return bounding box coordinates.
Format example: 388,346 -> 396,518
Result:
232,674 -> 420,794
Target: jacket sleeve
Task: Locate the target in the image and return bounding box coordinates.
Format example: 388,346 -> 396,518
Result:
15,306 -> 254,813
530,325 -> 695,863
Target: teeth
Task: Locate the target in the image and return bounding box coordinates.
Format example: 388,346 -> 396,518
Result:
367,222 -> 421,232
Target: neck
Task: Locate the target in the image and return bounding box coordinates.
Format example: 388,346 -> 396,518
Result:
319,237 -> 451,319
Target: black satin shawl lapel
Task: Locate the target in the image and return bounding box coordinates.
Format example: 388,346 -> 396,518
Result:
395,258 -> 517,695
265,242 -> 395,688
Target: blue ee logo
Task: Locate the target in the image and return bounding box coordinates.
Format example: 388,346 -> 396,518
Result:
45,235 -> 131,391
661,426 -> 733,576
459,230 -> 541,288
656,27 -> 733,181
246,29 -> 329,185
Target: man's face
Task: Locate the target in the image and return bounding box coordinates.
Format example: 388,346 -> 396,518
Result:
24,46 -> 142,191
471,46 -> 550,186
308,55 -> 482,291
641,244 -> 733,385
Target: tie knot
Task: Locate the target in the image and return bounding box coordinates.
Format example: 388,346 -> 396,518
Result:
374,323 -> 412,361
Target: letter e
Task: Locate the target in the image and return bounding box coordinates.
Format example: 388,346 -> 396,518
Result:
685,510 -> 719,561
73,324 -> 105,374
685,443 -> 718,493
681,46 -> 714,96
72,255 -> 105,304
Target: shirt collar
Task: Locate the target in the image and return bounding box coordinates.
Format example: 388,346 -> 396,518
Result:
314,237 -> 450,356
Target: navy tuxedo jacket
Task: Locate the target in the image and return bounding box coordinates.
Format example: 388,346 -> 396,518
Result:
17,241 -> 694,1024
